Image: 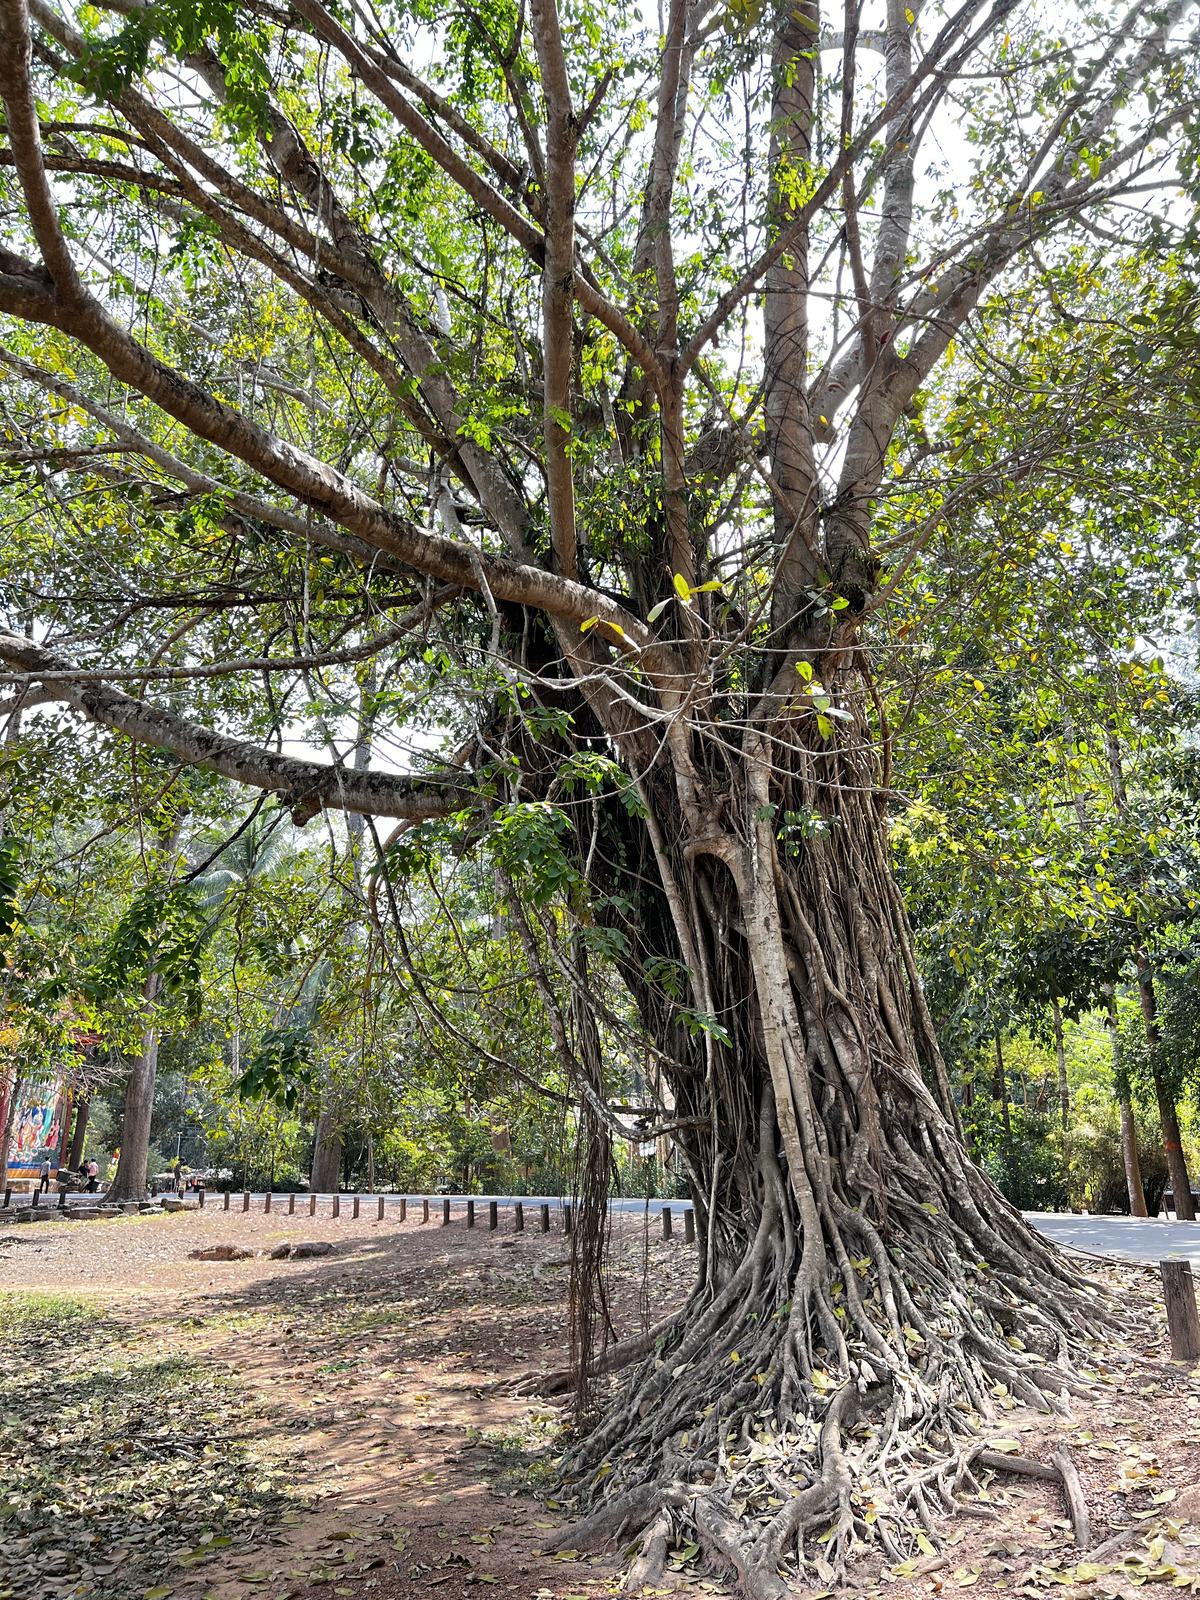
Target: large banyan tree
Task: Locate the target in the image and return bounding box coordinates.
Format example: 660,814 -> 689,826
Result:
0,0 -> 1196,1585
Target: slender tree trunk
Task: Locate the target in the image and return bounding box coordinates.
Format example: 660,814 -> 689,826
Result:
310,1110 -> 341,1192
108,969 -> 162,1203
1119,1096 -> 1146,1217
1052,1000 -> 1069,1130
56,1087 -> 74,1167
0,1067 -> 21,1190
1105,988 -> 1147,1218
107,819 -> 183,1204
68,1098 -> 90,1169
1135,952 -> 1195,1220
993,1029 -> 1012,1142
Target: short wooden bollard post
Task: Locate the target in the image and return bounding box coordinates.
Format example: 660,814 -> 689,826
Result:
564,1204 -> 573,1234
198,1185 -> 205,1209
58,1187 -> 67,1209
662,1206 -> 673,1241
515,1202 -> 524,1232
309,1194 -> 317,1216
288,1193 -> 295,1215
223,1189 -> 230,1211
1162,1259 -> 1200,1361
400,1197 -> 407,1222
242,1191 -> 250,1213
684,1209 -> 695,1245
32,1190 -> 39,1209
422,1198 -> 430,1223
332,1194 -> 340,1219
540,1203 -> 550,1233
265,1192 -> 272,1214
467,1200 -> 475,1229
443,1197 -> 451,1226
3,1187 -> 10,1208
353,1195 -> 360,1219
489,1200 -> 498,1231
377,1196 -> 385,1220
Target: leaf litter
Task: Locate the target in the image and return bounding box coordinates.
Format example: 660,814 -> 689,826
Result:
0,1292 -> 301,1600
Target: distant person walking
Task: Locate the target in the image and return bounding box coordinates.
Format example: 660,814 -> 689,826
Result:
86,1159 -> 99,1193
38,1158 -> 51,1193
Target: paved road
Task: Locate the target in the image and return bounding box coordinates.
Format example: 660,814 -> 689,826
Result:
1023,1211 -> 1200,1266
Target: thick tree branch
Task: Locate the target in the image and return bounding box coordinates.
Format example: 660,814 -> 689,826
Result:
0,238 -> 669,666
0,630 -> 473,821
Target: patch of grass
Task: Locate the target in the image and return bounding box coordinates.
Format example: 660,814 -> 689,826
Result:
0,1288 -> 96,1336
478,1409 -> 566,1493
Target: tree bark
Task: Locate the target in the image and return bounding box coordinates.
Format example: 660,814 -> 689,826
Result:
1119,1095 -> 1146,1217
556,713 -> 1113,1582
55,1091 -> 72,1167
68,1098 -> 89,1169
1052,1000 -> 1069,1130
107,970 -> 162,1203
0,1067 -> 21,1191
310,1111 -> 342,1192
1135,953 -> 1195,1221
1105,989 -> 1147,1218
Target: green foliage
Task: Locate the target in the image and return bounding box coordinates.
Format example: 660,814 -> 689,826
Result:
492,803 -> 581,906
980,1110 -> 1068,1213
233,1025 -> 317,1113
0,836 -> 22,955
89,884 -> 210,1015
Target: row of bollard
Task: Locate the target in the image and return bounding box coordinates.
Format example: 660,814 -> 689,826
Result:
213,1190 -> 697,1242
2,1184 -> 696,1244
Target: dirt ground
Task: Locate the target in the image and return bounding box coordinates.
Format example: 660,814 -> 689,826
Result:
0,1203 -> 1197,1600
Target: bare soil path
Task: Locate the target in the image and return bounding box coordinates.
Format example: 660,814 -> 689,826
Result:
1,1205 -> 1198,1600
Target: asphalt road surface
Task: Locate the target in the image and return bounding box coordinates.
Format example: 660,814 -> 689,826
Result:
1023,1210 -> 1200,1265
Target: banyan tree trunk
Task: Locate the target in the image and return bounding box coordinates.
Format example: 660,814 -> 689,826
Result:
556,718 -> 1118,1594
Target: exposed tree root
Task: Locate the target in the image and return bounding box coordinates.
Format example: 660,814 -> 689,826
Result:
1051,1448 -> 1091,1548
624,1509 -> 673,1590
543,1201 -> 1134,1598
532,1309 -> 684,1396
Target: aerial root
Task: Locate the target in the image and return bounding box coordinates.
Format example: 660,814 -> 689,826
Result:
540,1483 -> 691,1556
622,1508 -> 672,1590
